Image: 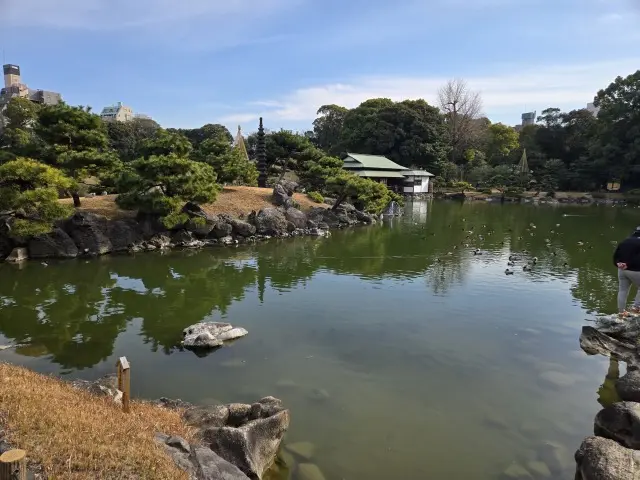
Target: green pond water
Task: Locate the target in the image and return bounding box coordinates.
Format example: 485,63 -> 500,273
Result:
0,201 -> 637,479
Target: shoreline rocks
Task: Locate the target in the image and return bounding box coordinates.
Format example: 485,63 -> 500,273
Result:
1,183 -> 380,263
182,322 -> 248,349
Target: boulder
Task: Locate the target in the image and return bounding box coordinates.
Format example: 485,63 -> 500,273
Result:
209,216 -> 234,239
272,184 -> 291,207
298,463 -> 326,480
136,213 -> 166,238
308,208 -> 340,229
252,208 -> 288,236
149,233 -> 172,249
594,402 -> 640,449
171,230 -> 205,248
279,180 -> 298,196
71,374 -> 122,405
354,209 -> 376,224
63,212 -> 112,255
617,369 -> 640,402
186,217 -> 215,237
28,228 -> 78,259
579,326 -> 636,365
285,208 -> 307,229
199,397 -> 290,479
5,247 -> 28,263
575,436 -> 640,480
229,218 -> 256,238
106,219 -> 143,252
182,322 -> 248,349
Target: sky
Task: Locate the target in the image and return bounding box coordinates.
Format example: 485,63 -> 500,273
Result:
1,0 -> 639,133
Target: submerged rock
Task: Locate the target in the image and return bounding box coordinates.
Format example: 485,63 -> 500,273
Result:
502,462 -> 533,479
183,322 -> 248,349
285,442 -> 315,460
297,463 -> 326,480
575,436 -> 640,480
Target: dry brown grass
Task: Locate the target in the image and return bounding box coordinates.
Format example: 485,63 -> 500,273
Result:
62,186 -> 323,220
0,363 -> 196,479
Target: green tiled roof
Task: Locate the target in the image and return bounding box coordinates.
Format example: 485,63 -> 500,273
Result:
404,169 -> 434,177
343,153 -> 408,171
353,170 -> 406,178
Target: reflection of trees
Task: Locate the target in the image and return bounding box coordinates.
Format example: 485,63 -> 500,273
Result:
0,259 -> 125,369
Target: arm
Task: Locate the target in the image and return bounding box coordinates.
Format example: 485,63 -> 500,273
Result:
614,244 -> 622,267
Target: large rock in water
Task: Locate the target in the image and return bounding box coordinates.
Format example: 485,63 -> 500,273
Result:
28,227 -> 79,259
185,397 -> 290,479
182,322 -> 248,349
251,208 -> 288,236
617,369 -> 640,402
575,436 -> 640,479
285,208 -> 307,229
595,402 -> 640,449
229,218 -> 256,238
106,219 -> 143,252
63,211 -> 112,255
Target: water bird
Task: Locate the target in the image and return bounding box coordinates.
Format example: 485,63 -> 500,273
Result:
507,261 -> 515,266
41,262 -> 48,267
474,249 -> 483,255
563,262 -> 569,267
447,252 -> 453,255
577,241 -> 584,246
532,257 -> 538,264
505,269 -> 514,275
556,224 -> 561,227
509,254 -> 520,261
523,264 -> 532,272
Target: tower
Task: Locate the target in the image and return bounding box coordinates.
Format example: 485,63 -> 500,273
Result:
3,64 -> 21,89
234,125 -> 250,163
256,117 -> 268,188
518,149 -> 529,175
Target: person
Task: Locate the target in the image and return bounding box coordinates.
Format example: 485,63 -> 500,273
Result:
613,226 -> 640,315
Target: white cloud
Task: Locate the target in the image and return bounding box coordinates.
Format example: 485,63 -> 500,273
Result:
219,58 -> 640,127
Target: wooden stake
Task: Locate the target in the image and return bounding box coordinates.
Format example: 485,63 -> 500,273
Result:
0,449 -> 26,480
116,356 -> 131,413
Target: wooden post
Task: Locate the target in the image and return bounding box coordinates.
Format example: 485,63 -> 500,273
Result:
116,356 -> 131,413
0,449 -> 27,480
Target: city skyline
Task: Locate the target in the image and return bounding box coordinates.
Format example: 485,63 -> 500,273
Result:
1,0 -> 638,132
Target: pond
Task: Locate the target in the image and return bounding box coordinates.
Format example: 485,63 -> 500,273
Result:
0,200 -> 637,479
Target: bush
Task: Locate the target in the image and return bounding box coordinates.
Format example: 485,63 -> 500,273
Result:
480,188 -> 493,195
504,187 -> 524,197
448,181 -> 475,192
307,191 -> 324,203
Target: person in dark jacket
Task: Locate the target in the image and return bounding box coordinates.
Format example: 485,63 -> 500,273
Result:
613,226 -> 640,315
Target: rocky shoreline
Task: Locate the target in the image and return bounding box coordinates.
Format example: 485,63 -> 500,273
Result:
436,191 -> 632,206
575,314 -> 640,479
0,182 -> 379,264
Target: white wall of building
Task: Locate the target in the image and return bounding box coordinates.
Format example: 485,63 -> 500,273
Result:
403,175 -> 430,194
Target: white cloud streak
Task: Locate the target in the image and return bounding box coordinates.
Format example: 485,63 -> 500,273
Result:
219,58 -> 640,126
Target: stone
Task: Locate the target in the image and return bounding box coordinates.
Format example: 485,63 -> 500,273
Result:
166,435 -> 191,454
5,247 -> 28,263
184,405 -> 230,429
297,463 -> 326,480
171,230 -> 204,248
182,322 -> 248,349
28,227 -> 79,259
71,375 -> 122,405
539,370 -> 579,387
202,407 -> 290,479
272,184 -> 290,207
575,436 -> 640,480
595,401 -> 640,449
279,180 -> 298,196
230,218 -> 256,238
106,219 -> 143,252
278,449 -> 296,470
537,441 -> 572,476
252,208 -> 289,236
285,208 -> 307,229
63,211 -> 112,255
526,460 -> 551,478
210,217 -> 234,239
354,209 -> 375,224
616,369 -> 640,402
149,233 -> 172,249
580,326 -> 636,364
502,462 -> 533,479
286,441 -> 315,460
191,447 -> 250,480
220,236 -> 235,246
185,217 -> 215,237
136,212 -> 166,238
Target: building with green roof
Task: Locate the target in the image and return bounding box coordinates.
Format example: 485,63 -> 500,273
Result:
342,153 -> 434,195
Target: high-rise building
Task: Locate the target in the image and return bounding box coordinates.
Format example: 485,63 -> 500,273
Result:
521,111 -> 536,127
3,64 -> 21,89
100,102 -> 134,122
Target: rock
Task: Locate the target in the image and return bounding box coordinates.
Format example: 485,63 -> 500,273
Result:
285,441 -> 315,460
306,219 -> 318,229
200,398 -> 290,479
229,218 -> 256,238
184,405 -> 230,429
616,369 -> 640,402
5,247 -> 28,263
307,388 -> 329,402
502,462 -> 533,479
182,201 -> 209,220
155,397 -> 193,410
354,209 -> 375,224
71,374 -> 122,405
220,236 -> 236,246
106,219 -> 143,252
166,435 -> 191,454
172,230 -> 205,248
278,449 -> 296,470
252,208 -> 289,236
285,208 -> 307,229
209,216 -> 234,239
192,446 -> 250,480
27,228 -> 78,259
308,208 -> 341,228
580,326 -> 636,364
273,184 -> 290,207
279,180 -> 298,196
137,213 -> 166,238
526,460 -> 551,478
575,436 -> 640,480
537,441 -> 572,476
297,463 -> 326,480
63,212 -> 112,255
539,370 -> 579,387
185,217 -> 215,237
182,322 -> 248,349
595,401 -> 640,449
149,233 -> 172,249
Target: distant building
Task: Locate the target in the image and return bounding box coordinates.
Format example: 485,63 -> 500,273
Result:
100,102 -> 134,122
342,153 -> 434,194
521,111 -> 536,127
0,63 -> 62,131
586,102 -> 600,117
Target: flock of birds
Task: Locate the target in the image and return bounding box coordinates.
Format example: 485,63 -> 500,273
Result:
433,219 -> 574,275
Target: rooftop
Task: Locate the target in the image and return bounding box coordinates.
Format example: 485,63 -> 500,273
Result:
404,169 -> 434,177
343,153 -> 408,171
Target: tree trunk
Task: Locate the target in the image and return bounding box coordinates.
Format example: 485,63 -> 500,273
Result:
331,193 -> 348,211
72,192 -> 81,208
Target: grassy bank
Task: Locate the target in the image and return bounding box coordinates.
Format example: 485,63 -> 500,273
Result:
60,186 -> 322,220
0,363 -> 195,479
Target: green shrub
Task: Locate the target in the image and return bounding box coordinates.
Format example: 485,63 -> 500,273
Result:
504,187 -> 524,197
307,191 -> 324,203
480,188 -> 493,195
449,181 -> 475,192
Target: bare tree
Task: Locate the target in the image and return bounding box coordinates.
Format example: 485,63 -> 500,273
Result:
438,79 -> 484,165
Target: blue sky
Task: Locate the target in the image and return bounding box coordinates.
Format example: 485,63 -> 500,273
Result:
2,0 -> 639,133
